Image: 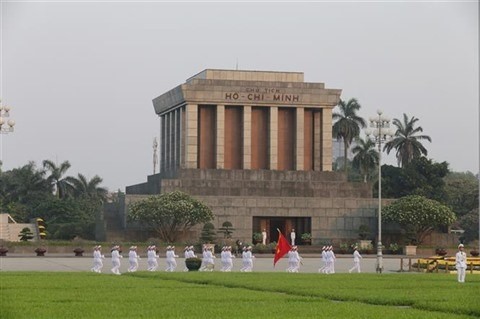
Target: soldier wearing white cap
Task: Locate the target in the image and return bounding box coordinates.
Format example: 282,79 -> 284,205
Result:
220,246 -> 227,272
91,245 -> 104,273
291,246 -> 302,273
225,246 -> 235,272
147,245 -> 159,271
239,246 -> 248,271
325,246 -> 335,274
183,246 -> 191,272
128,246 -> 140,272
199,245 -> 208,271
287,247 -> 295,272
165,246 -> 179,272
189,246 -> 197,258
110,245 -> 122,275
349,246 -> 362,273
455,244 -> 467,283
204,246 -> 216,271
243,246 -> 255,272
318,246 -> 327,273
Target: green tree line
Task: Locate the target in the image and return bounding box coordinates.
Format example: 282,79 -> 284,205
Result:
333,98 -> 479,243
0,160 -> 107,240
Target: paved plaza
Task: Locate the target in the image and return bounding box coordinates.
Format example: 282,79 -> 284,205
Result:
0,254 -> 413,274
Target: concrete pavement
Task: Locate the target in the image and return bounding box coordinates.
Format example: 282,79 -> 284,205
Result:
0,254 -> 414,273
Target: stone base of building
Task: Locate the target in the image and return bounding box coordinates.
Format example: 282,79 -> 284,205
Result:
119,169 -> 380,244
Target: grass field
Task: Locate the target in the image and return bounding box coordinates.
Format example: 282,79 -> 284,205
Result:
1,272 -> 478,318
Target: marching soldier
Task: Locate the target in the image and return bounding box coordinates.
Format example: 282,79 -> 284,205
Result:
110,245 -> 123,275
348,246 -> 362,273
147,245 -> 159,271
91,245 -> 104,273
128,246 -> 140,272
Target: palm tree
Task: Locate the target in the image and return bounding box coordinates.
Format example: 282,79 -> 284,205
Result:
42,160 -> 72,198
332,98 -> 367,173
67,173 -> 107,201
1,162 -> 50,204
351,137 -> 379,183
383,113 -> 432,167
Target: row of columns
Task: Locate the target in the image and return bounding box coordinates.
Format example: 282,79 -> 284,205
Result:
159,104 -> 332,173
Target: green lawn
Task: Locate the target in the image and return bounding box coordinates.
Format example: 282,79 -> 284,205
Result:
0,272 -> 478,318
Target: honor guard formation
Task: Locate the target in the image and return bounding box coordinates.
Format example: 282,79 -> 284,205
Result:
89,243 -> 354,274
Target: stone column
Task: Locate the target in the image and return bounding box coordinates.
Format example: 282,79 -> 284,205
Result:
243,105 -> 252,169
159,115 -> 164,173
295,107 -> 304,171
321,108 -> 333,171
175,108 -> 181,168
216,104 -> 225,169
313,111 -> 321,171
180,106 -> 186,168
269,106 -> 278,170
185,104 -> 198,169
166,112 -> 171,171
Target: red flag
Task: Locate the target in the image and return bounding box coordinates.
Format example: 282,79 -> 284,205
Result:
274,229 -> 291,266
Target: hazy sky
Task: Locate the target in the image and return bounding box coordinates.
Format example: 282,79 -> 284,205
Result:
1,0 -> 478,191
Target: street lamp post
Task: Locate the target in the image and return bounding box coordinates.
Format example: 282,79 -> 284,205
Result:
0,103 -> 15,133
0,100 -> 15,170
365,110 -> 394,274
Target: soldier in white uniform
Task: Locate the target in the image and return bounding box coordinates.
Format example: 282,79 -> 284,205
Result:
91,245 -> 105,273
240,246 -> 247,272
291,246 -> 302,273
147,245 -> 159,271
243,246 -> 255,272
220,246 -> 227,271
318,246 -> 327,273
165,246 -> 179,272
325,246 -> 335,274
183,246 -> 197,271
455,244 -> 467,283
290,229 -> 296,246
262,229 -> 267,245
225,246 -> 235,272
286,247 -> 294,272
128,246 -> 140,272
110,245 -> 123,275
202,246 -> 215,271
199,245 -> 208,271
349,246 -> 363,273
183,246 -> 191,272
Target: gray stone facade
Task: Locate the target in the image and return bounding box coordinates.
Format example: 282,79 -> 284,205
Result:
125,169 -> 380,244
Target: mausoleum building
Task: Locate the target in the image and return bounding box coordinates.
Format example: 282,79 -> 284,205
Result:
120,69 -> 379,244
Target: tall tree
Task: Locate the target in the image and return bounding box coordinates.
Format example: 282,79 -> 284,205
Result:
67,173 -> 108,201
332,98 -> 366,174
384,113 -> 431,167
0,162 -> 52,221
383,195 -> 456,245
381,157 -> 449,200
128,191 -> 214,242
351,137 -> 379,183
42,160 -> 72,198
443,171 -> 479,218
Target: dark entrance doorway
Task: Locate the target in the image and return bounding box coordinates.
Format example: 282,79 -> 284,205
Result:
252,216 -> 311,245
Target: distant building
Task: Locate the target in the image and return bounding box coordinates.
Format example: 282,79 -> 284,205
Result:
112,69 -> 380,244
